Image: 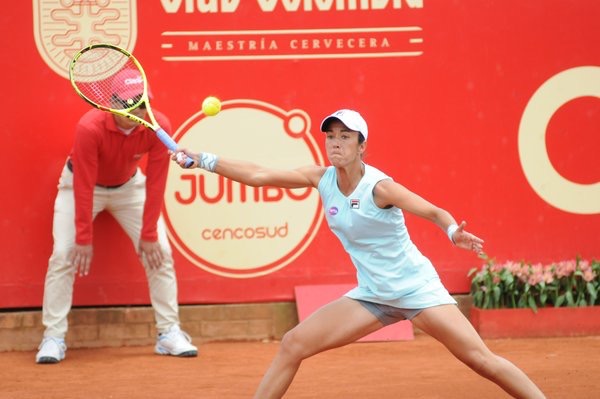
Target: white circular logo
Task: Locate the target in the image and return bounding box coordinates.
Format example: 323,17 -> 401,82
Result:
164,99 -> 325,277
518,66 -> 600,214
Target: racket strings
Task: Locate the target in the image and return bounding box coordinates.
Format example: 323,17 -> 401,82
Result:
71,47 -> 144,110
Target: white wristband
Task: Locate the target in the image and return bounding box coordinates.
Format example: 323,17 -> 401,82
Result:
199,152 -> 219,172
446,224 -> 459,244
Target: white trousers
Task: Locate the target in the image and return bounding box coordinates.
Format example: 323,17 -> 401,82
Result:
42,164 -> 180,339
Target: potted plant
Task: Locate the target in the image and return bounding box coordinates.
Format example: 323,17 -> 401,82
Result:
467,255 -> 600,338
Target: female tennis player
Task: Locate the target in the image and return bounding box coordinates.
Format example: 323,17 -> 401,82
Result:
172,109 -> 546,399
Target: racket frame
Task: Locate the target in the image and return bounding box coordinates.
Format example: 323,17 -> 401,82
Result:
69,43 -> 159,128
69,43 -> 186,157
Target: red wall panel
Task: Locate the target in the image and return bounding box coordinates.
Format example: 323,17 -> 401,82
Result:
1,1 -> 598,308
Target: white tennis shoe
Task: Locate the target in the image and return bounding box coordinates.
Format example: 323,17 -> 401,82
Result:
36,337 -> 66,364
155,325 -> 198,357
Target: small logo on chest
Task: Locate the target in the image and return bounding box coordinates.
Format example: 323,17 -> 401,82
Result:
350,199 -> 360,209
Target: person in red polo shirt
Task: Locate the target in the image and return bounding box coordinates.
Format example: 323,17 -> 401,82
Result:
36,69 -> 197,364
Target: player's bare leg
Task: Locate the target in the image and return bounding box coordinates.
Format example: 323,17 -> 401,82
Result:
252,297 -> 382,399
412,304 -> 546,399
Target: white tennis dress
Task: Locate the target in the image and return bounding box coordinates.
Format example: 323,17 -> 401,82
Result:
317,164 -> 456,309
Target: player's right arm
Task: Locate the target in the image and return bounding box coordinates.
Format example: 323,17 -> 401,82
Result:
174,149 -> 325,189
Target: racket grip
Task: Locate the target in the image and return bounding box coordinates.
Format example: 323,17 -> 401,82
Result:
155,128 -> 194,168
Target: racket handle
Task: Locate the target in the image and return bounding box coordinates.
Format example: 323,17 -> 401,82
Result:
155,128 -> 194,168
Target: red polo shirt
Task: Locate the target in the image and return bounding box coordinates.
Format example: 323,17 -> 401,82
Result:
69,109 -> 172,245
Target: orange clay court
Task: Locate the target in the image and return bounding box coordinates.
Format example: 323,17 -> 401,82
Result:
1,335 -> 598,398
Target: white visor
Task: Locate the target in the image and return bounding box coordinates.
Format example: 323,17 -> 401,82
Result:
320,109 -> 368,140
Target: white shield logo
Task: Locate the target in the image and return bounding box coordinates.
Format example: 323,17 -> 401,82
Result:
33,0 -> 138,79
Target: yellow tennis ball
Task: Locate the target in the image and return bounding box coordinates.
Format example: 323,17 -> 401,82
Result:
202,96 -> 221,116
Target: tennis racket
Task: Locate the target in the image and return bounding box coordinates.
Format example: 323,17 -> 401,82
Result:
69,43 -> 192,166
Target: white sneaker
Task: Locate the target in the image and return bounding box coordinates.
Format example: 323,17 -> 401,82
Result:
36,337 -> 66,364
155,325 -> 198,357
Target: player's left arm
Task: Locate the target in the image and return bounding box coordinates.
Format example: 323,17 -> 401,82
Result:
373,179 -> 484,253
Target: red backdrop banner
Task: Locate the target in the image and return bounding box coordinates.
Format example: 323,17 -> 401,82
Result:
1,1 -> 598,308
